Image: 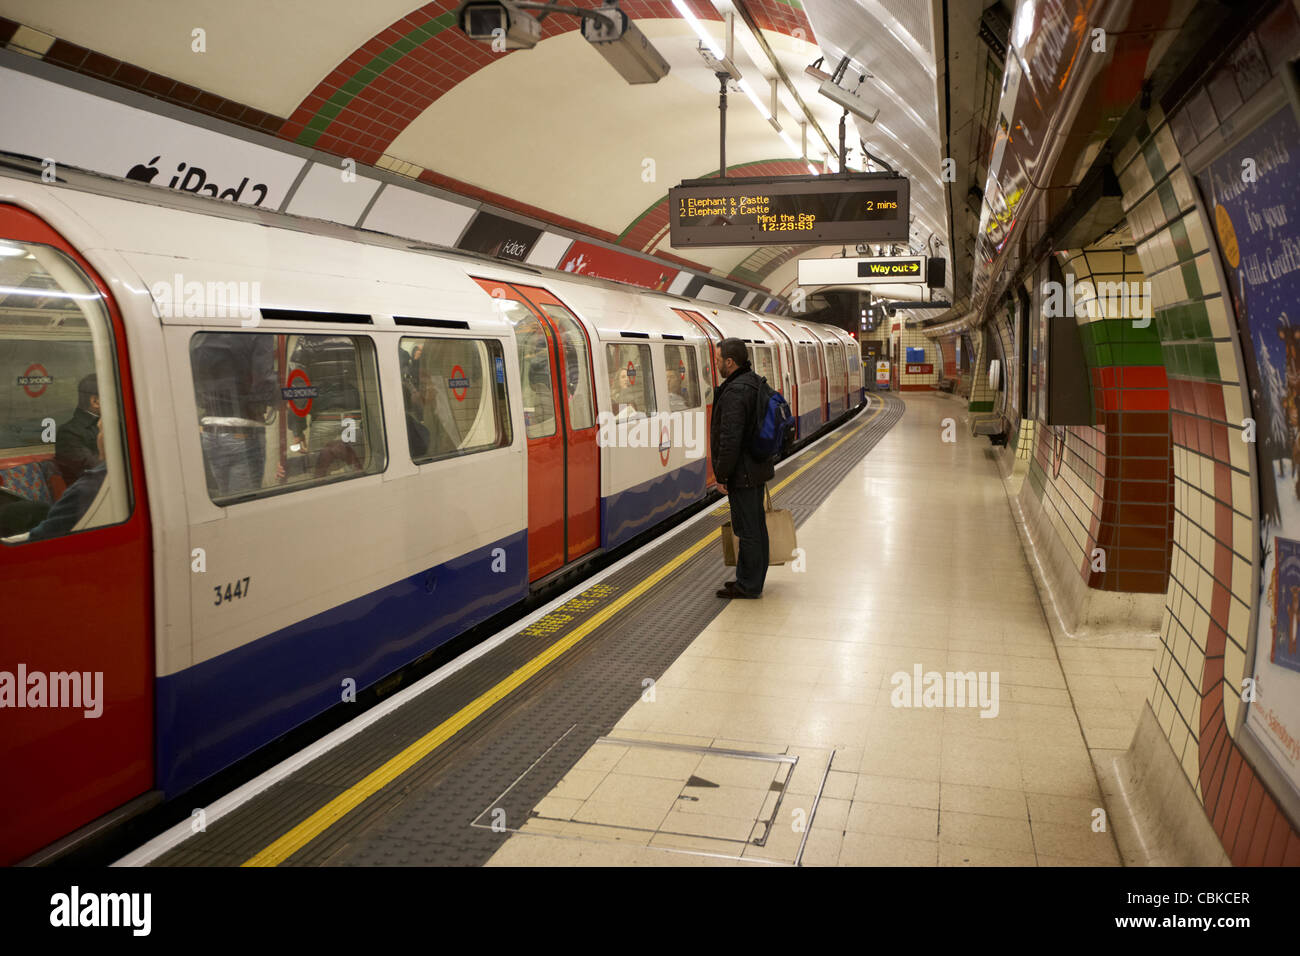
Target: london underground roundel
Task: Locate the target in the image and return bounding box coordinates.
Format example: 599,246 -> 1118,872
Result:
449,365 -> 470,402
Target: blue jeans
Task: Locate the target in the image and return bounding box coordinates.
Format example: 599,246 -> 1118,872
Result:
201,429 -> 265,498
729,484 -> 769,595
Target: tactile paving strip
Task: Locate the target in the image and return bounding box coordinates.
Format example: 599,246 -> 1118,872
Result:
149,395 -> 904,867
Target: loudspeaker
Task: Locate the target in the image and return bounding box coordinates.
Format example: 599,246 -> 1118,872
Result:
926,258 -> 946,288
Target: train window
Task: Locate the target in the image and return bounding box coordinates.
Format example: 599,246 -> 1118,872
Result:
497,306 -> 557,440
803,345 -> 819,380
829,347 -> 844,383
189,332 -> 386,505
751,345 -> 776,388
400,336 -> 512,464
538,303 -> 594,431
662,344 -> 700,411
605,343 -> 656,418
0,241 -> 132,544
698,344 -> 713,404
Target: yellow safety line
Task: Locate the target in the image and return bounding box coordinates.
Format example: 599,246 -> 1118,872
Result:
241,396 -> 885,866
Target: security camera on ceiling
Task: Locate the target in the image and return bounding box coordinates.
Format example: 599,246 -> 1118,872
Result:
805,57 -> 879,125
817,78 -> 880,124
456,1 -> 669,83
459,1 -> 540,49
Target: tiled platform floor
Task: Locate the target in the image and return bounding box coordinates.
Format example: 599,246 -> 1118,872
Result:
487,394 -> 1145,866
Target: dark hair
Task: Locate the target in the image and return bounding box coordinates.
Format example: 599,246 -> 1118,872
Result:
77,373 -> 98,410
719,338 -> 748,367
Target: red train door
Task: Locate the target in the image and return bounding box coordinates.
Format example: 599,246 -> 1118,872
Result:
0,205 -> 154,864
472,279 -> 599,581
509,284 -> 600,563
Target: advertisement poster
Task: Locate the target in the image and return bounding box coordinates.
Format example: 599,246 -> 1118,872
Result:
559,240 -> 676,291
456,211 -> 541,262
0,66 -> 306,208
1199,104 -> 1300,792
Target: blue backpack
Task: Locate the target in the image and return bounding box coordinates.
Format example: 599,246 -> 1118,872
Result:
750,377 -> 795,460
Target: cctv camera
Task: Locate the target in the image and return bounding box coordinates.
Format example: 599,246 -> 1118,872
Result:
458,1 -> 541,49
817,76 -> 879,124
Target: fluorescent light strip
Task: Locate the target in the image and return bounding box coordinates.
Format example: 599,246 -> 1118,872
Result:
737,78 -> 770,120
672,0 -> 723,57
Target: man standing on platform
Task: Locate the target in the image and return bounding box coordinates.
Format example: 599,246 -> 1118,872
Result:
711,337 -> 774,599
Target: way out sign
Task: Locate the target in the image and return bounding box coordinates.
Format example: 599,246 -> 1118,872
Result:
798,256 -> 926,286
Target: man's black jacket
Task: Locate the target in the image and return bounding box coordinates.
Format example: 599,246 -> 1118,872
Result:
710,362 -> 775,488
54,406 -> 99,485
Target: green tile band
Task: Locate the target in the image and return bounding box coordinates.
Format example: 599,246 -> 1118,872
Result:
296,12 -> 458,148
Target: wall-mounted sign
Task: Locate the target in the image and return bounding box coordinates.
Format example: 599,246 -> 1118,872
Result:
668,173 -> 910,247
1198,103 -> 1300,804
798,255 -> 927,286
905,363 -> 934,375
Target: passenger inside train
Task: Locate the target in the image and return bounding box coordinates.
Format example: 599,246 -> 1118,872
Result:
0,239 -> 129,543
54,373 -> 100,486
189,332 -> 384,503
607,344 -> 654,417
28,417 -> 106,541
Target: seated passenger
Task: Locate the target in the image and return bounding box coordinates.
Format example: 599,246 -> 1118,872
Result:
666,368 -> 689,412
54,373 -> 100,486
27,419 -> 106,541
610,366 -> 636,417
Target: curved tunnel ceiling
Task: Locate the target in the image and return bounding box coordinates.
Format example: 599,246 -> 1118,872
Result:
1,0 -> 945,296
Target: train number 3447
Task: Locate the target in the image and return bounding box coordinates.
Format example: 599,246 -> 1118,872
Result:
214,577 -> 251,606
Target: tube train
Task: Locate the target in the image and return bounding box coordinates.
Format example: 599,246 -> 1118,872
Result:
0,158 -> 865,863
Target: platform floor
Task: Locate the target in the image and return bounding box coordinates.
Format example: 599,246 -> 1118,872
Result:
131,392 -> 1157,868
486,393 -> 1148,866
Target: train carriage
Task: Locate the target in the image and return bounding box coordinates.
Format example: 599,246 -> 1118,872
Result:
807,323 -> 850,420
0,162 -> 864,864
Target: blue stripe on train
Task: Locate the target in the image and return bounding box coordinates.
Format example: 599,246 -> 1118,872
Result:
601,458 -> 708,550
154,530 -> 528,796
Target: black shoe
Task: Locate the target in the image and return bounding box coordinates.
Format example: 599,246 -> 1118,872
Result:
716,582 -> 760,599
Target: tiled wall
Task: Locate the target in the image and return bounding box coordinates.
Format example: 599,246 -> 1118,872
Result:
892,325 -> 941,390
937,336 -> 957,378
1010,240 -> 1174,593
966,326 -> 998,416
1111,0 -> 1300,862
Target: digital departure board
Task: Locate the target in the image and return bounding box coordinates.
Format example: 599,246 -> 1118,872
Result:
668,174 -> 910,248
